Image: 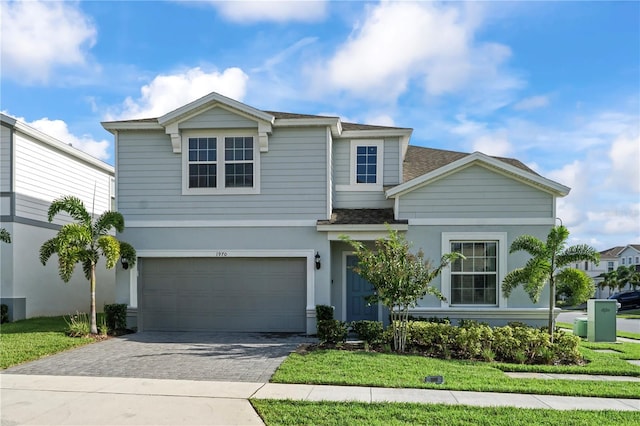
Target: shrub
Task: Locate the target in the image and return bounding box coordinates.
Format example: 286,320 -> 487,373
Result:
0,304 -> 8,324
315,305 -> 334,321
98,313 -> 109,336
351,320 -> 384,344
104,303 -> 128,330
65,312 -> 90,337
317,319 -> 348,344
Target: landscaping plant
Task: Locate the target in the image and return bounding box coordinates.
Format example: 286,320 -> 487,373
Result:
0,227 -> 10,243
502,225 -> 599,342
341,229 -> 462,352
40,195 -> 136,335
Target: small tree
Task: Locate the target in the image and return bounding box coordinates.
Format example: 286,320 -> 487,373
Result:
40,196 -> 136,335
341,229 -> 462,352
0,228 -> 10,243
502,225 -> 599,342
600,265 -> 640,292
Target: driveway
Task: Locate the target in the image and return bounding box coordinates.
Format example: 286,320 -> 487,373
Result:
2,332 -> 314,382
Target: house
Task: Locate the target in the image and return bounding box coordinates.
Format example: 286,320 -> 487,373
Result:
0,114 -> 116,321
102,92 -> 570,334
577,245 -> 640,298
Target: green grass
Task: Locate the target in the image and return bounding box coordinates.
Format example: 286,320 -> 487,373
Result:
251,400 -> 640,426
618,308 -> 640,319
272,342 -> 640,398
0,316 -> 95,369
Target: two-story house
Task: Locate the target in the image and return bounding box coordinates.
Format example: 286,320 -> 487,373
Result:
1,114 -> 116,321
102,92 -> 570,334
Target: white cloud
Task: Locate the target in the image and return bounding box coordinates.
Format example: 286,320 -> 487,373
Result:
6,114 -> 111,161
0,0 -> 96,83
205,0 -> 327,23
108,67 -> 249,120
472,131 -> 513,157
513,95 -> 550,111
314,2 -> 521,105
364,114 -> 396,127
607,134 -> 640,193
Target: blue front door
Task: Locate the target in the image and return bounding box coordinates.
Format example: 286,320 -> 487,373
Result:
346,255 -> 378,322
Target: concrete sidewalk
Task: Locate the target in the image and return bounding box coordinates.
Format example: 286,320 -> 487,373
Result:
1,374 -> 639,425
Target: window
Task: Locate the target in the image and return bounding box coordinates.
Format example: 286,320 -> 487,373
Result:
442,232 -> 506,308
584,261 -> 589,271
629,257 -> 633,265
622,258 -> 626,265
183,133 -> 258,194
608,261 -> 614,272
636,256 -> 639,264
349,140 -> 383,188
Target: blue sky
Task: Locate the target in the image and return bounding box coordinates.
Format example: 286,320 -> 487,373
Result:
1,0 -> 639,250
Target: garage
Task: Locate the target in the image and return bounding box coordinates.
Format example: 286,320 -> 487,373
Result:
138,257 -> 306,332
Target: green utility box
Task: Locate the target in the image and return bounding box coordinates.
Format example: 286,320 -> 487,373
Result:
573,318 -> 588,338
587,299 -> 617,342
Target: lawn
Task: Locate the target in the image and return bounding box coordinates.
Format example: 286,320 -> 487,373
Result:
556,321 -> 640,340
272,341 -> 640,399
0,316 -> 95,369
251,400 -> 640,426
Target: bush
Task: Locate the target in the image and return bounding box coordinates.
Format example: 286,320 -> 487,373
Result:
351,320 -> 384,344
104,303 -> 128,330
317,319 -> 348,344
0,304 -> 8,324
315,305 -> 334,321
64,312 -> 90,337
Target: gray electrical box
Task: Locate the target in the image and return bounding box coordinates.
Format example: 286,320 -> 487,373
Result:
587,299 -> 617,342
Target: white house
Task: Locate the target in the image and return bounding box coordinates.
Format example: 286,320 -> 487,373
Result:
102,92 -> 570,334
576,245 -> 640,298
0,114 -> 116,321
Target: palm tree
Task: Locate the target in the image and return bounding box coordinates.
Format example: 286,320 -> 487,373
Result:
502,225 -> 599,342
40,196 -> 136,334
0,228 -> 10,243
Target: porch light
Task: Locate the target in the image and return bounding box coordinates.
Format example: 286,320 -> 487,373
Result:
121,257 -> 129,270
315,252 -> 321,270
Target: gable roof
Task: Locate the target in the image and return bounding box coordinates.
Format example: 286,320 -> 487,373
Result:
387,150 -> 570,198
600,246 -> 626,258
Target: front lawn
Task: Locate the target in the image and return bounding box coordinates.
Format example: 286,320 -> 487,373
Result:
556,321 -> 640,340
272,342 -> 640,399
251,400 -> 640,426
0,316 -> 95,369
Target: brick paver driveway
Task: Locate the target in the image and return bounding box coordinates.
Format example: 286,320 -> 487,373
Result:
3,332 -> 314,382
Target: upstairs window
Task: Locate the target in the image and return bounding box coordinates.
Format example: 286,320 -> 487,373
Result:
349,140 -> 383,189
607,261 -> 614,272
183,132 -> 258,195
622,258 -> 626,265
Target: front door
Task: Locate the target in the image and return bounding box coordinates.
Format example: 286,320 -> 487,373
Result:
346,255 -> 378,322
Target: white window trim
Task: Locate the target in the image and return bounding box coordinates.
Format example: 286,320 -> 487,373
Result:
441,232 -> 508,309
341,139 -> 383,191
181,131 -> 260,195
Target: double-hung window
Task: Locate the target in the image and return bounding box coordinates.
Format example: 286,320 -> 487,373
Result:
183,133 -> 258,194
350,140 -> 383,188
441,232 -> 506,307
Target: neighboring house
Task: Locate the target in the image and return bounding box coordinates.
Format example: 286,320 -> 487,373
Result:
0,114 -> 115,321
102,92 -> 570,334
577,245 -> 640,298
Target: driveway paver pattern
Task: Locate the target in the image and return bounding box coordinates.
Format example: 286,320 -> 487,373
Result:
2,332 -> 314,382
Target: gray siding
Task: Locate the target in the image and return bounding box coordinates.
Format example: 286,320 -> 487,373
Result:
179,107 -> 257,129
1,124 -> 11,192
332,137 -> 401,186
334,191 -> 393,209
383,138 -> 400,186
333,139 -> 350,185
398,165 -> 554,219
117,127 -> 328,221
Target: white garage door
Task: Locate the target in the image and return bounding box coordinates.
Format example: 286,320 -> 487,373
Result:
139,257 -> 306,332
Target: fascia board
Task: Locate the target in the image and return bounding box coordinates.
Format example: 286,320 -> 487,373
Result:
316,223 -> 408,232
386,151 -> 570,199
341,128 -> 413,139
158,92 -> 274,126
101,121 -> 162,133
274,117 -> 341,135
14,120 -> 114,174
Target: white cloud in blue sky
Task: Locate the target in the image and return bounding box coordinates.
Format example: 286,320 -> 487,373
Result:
1,0 -> 638,249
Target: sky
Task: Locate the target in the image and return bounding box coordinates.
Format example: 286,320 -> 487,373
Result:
1,0 -> 639,251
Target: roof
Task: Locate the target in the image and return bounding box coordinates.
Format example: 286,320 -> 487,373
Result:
403,145 -> 536,182
317,209 -> 407,225
600,246 -> 626,258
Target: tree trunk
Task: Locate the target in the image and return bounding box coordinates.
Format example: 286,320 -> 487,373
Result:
548,276 -> 555,344
90,263 -> 98,334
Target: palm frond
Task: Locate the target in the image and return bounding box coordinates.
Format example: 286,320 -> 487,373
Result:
39,238 -> 58,265
47,196 -> 91,225
556,244 -> 600,267
95,211 -> 125,235
0,228 -> 10,243
509,235 -> 545,257
546,225 -> 569,254
97,235 -> 121,269
119,241 -> 137,267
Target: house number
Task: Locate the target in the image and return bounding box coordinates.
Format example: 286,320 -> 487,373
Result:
216,251 -> 228,257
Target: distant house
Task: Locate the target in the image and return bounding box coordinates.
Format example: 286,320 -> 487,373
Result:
102,92 -> 570,334
577,245 -> 640,298
0,114 -> 115,321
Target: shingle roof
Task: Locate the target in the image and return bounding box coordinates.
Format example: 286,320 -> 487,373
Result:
317,209 -> 408,225
599,246 -> 626,257
403,145 -> 537,182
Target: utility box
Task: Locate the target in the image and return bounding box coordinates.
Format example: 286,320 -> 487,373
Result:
587,299 -> 617,342
573,318 -> 588,338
